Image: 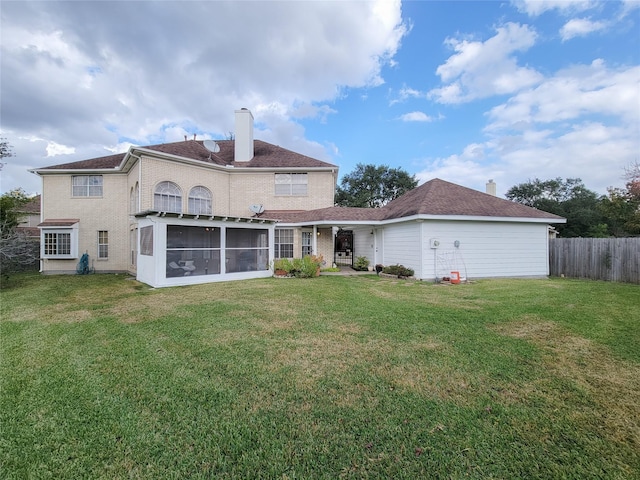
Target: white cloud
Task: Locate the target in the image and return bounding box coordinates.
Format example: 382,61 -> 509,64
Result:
415,143 -> 496,191
429,23 -> 542,104
485,60 -> 640,130
0,0 -> 407,193
399,111 -> 434,122
479,59 -> 640,193
46,142 -> 75,157
560,18 -> 608,40
389,85 -> 423,105
512,0 -> 599,17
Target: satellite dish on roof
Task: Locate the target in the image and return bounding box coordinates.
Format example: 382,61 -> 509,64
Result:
203,139 -> 220,154
249,204 -> 264,214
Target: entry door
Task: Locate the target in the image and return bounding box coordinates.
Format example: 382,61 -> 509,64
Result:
334,230 -> 353,267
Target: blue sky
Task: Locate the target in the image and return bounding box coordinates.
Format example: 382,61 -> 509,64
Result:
1,0 -> 638,198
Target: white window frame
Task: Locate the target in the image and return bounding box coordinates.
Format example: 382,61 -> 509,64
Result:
275,173 -> 308,196
188,186 -> 213,215
72,175 -> 103,197
274,228 -> 294,259
302,231 -> 313,257
41,226 -> 79,259
154,181 -> 182,213
97,230 -> 109,260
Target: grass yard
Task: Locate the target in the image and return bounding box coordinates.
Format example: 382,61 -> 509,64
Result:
1,273 -> 639,479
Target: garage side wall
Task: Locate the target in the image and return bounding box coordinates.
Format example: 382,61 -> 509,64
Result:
420,220 -> 550,280
381,222 -> 423,277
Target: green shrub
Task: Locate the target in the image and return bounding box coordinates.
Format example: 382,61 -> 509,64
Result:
273,258 -> 293,275
292,255 -> 322,278
382,264 -> 414,278
353,256 -> 370,271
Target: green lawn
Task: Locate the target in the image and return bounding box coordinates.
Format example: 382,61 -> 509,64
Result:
1,273 -> 639,479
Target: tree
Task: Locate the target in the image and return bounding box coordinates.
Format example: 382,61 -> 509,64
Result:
506,178 -> 605,237
335,163 -> 418,208
0,188 -> 30,236
0,189 -> 39,279
598,162 -> 640,237
0,138 -> 15,171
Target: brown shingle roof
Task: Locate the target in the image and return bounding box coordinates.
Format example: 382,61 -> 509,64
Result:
41,153 -> 125,170
380,178 -> 565,220
269,179 -> 565,224
38,219 -> 80,227
38,140 -> 336,171
263,206 -> 384,223
20,195 -> 41,214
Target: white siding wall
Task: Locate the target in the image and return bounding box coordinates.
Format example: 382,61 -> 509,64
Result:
381,222 -> 422,275
419,220 -> 550,280
352,226 -> 375,265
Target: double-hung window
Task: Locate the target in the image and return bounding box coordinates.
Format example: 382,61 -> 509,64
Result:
275,173 -> 307,196
274,228 -> 294,258
72,175 -> 103,197
98,231 -> 109,259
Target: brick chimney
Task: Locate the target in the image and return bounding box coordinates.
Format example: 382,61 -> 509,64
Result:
234,108 -> 254,162
486,179 -> 497,196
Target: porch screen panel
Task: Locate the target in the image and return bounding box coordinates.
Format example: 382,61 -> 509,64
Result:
166,225 -> 221,277
226,228 -> 269,273
140,226 -> 153,256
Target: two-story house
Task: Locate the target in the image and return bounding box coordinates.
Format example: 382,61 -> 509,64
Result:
32,109 -> 338,286
32,108 -> 565,287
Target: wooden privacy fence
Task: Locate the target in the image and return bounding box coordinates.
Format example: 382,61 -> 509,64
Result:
549,238 -> 640,284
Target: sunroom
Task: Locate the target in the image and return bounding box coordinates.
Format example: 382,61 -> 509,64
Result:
135,212 -> 276,288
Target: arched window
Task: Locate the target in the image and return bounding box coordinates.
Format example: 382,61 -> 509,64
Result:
188,186 -> 212,215
154,181 -> 182,213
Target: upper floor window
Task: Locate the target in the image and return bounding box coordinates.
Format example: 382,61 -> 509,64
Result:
188,186 -> 213,215
72,175 -> 103,197
154,181 -> 182,213
275,173 -> 308,196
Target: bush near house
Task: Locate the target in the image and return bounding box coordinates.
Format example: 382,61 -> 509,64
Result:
382,264 -> 415,278
353,256 -> 370,271
273,255 -> 323,278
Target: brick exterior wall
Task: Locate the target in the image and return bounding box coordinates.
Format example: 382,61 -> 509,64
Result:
39,155 -> 336,274
41,172 -> 130,273
139,156 -> 336,216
